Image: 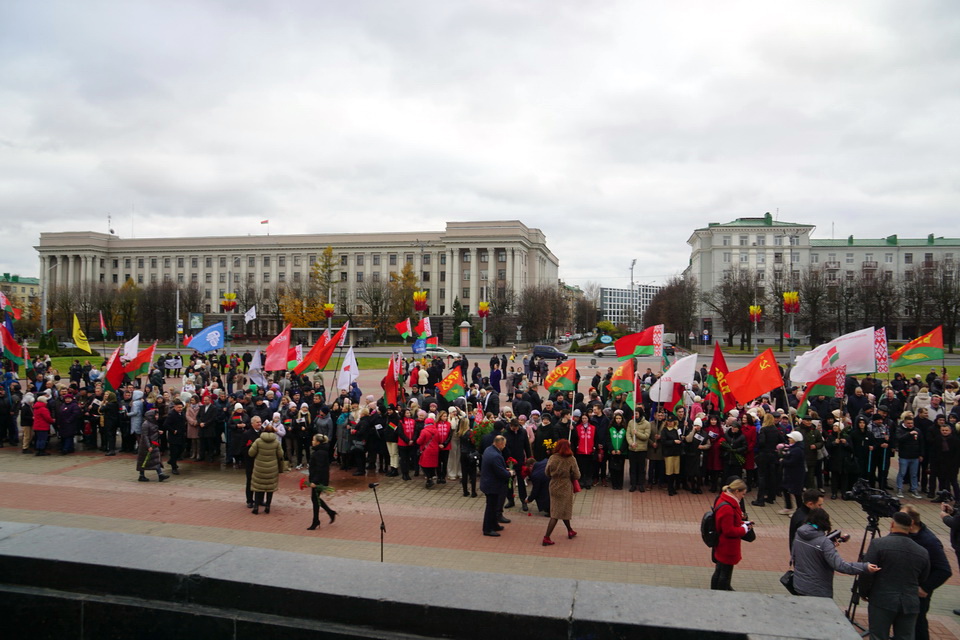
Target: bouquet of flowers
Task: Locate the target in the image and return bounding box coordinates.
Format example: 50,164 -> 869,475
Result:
718,436 -> 745,466
299,476 -> 335,495
470,416 -> 494,450
506,457 -> 518,492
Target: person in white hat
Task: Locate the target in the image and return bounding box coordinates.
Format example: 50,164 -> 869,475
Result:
779,430 -> 806,515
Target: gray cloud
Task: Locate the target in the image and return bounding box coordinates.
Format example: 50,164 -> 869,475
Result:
1,0 -> 958,291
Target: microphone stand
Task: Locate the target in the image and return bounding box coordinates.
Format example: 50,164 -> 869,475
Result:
369,482 -> 386,562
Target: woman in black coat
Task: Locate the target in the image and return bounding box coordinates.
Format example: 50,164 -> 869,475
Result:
849,416 -> 875,483
780,431 -> 806,513
101,391 -> 120,455
56,394 -> 83,455
307,434 -> 337,530
824,421 -> 856,499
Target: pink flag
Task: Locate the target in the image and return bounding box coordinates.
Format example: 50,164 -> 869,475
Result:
264,324 -> 291,371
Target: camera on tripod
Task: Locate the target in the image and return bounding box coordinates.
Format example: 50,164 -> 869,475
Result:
842,478 -> 901,519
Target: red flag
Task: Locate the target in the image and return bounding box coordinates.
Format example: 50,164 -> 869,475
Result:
614,325 -> 663,360
724,349 -> 784,405
414,317 -> 431,339
264,324 -> 292,371
294,324 -> 346,375
704,342 -> 737,412
426,336 -> 439,346
103,347 -> 125,392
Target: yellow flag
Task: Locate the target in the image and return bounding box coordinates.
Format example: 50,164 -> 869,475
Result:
73,314 -> 92,353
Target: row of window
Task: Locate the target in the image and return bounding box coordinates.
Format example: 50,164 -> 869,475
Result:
720,249 -> 954,266
721,235 -> 799,247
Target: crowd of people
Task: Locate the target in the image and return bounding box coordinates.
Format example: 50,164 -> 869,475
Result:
4,346 -> 960,636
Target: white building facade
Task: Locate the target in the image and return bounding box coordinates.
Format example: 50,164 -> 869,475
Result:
36,220 -> 559,319
599,284 -> 661,330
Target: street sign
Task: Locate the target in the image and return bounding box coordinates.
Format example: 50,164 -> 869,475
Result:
600,335 -> 613,344
177,318 -> 184,335
115,331 -> 124,337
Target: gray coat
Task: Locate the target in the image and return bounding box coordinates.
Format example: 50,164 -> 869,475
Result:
791,524 -> 868,598
859,532 -> 930,614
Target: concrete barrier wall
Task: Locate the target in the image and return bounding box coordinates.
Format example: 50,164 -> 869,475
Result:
0,521 -> 858,640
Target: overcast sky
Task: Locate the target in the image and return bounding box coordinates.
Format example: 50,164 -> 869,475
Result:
2,1 -> 958,290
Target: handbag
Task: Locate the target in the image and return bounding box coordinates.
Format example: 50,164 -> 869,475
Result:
742,528 -> 757,543
572,478 -> 582,493
779,569 -> 798,595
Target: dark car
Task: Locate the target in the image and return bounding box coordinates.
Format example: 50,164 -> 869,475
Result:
532,345 -> 567,361
663,343 -> 676,356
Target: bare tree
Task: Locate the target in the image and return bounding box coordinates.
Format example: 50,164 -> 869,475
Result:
705,267 -> 760,348
645,275 -> 698,348
929,261 -> 960,352
357,279 -> 392,341
900,266 -> 929,340
798,266 -> 828,345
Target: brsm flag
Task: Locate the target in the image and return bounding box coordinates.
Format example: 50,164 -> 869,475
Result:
191,322 -> 225,353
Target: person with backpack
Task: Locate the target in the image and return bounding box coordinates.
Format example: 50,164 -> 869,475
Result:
710,478 -> 753,591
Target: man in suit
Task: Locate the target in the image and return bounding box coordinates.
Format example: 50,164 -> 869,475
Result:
859,511 -> 930,640
480,435 -> 513,537
482,386 -> 500,416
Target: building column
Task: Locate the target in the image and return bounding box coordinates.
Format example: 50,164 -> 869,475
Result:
63,255 -> 73,289
486,247 -> 496,300
449,248 -> 459,311
83,255 -> 92,287
505,247 -> 515,295
468,247 -> 478,314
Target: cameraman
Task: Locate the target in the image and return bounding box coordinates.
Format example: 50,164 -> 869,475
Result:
859,512 -> 930,640
791,507 -> 878,597
789,488 -> 824,553
900,505 -> 952,640
939,500 -> 960,616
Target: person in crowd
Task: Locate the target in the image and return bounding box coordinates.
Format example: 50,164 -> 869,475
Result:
660,413 -> 683,496
185,394 -> 201,460
682,416 -> 708,494
824,418 -> 856,499
306,433 -> 337,530
164,398 -> 187,475
32,395 -> 52,456
417,415 -> 441,488
711,478 -> 753,591
100,390 -> 120,456
57,393 -> 82,455
721,419 -> 746,486
896,411 -> 925,499
859,512 -> 931,640
18,392 -> 34,454
779,431 -> 807,516
753,413 -> 785,507
789,488 -> 825,552
542,438 -> 581,546
480,434 -> 512,537
791,507 -> 877,597
901,505 -> 952,640
459,411 -> 479,498
573,410 -> 597,490
625,408 -> 651,492
249,423 -> 283,514
136,408 -> 170,482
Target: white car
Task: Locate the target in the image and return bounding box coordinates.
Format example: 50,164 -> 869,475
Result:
593,345 -> 618,357
425,345 -> 462,359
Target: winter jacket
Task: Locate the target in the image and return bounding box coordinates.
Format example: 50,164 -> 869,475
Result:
791,524 -> 868,598
895,423 -> 924,460
33,402 -> 53,432
248,432 -> 283,492
713,491 -> 747,565
416,421 -> 441,468
626,418 -> 651,452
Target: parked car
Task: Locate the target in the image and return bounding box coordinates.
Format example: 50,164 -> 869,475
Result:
425,344 -> 461,359
663,343 -> 676,356
57,341 -> 77,350
532,345 -> 568,361
593,345 -> 618,357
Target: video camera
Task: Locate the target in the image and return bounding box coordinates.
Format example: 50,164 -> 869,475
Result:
842,478 -> 901,519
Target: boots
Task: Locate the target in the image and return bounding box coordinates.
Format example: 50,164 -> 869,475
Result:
667,476 -> 677,496
307,519 -> 321,530
138,472 -> 149,482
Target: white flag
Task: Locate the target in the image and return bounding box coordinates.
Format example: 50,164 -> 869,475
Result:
791,327 -> 877,383
122,333 -> 140,362
337,346 -> 359,390
248,348 -> 267,388
244,305 -> 257,324
649,352 -> 698,403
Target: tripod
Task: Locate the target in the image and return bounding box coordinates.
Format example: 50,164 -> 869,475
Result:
845,514 -> 882,635
369,482 -> 386,563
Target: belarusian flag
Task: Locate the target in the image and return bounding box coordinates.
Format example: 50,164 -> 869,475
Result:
704,342 -> 737,413
103,347 -> 125,392
294,325 -> 343,375
99,310 -> 108,339
123,342 -> 157,378
545,358 -> 577,392
608,359 -> 636,409
24,345 -> 32,370
414,317 -> 432,339
0,291 -> 12,314
286,344 -> 304,370
891,326 -> 944,368
426,336 -> 439,346
437,367 -> 466,402
797,367 -> 845,418
614,325 -> 663,360
395,318 -> 412,339
665,383 -> 685,414
0,325 -> 24,365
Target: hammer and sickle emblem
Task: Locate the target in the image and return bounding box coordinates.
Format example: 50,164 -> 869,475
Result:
759,359 -> 770,371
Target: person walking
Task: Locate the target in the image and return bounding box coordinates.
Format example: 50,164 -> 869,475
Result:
306,434 -> 337,530
859,512 -> 931,640
542,439 -> 581,546
710,478 -> 753,591
136,409 -> 170,482
791,507 -> 877,597
480,434 -> 512,537
248,424 -> 284,514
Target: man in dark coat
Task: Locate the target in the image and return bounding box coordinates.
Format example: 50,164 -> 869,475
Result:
503,418 -> 532,510
902,506 -> 952,640
859,512 -> 931,640
163,399 -> 187,475
479,435 -> 512,537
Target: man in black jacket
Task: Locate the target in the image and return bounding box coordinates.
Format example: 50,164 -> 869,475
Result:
479,435 -> 513,536
902,505 -> 952,640
788,488 -> 824,552
503,418 -> 532,510
163,399 -> 187,475
753,416 -> 786,507
859,512 -> 930,640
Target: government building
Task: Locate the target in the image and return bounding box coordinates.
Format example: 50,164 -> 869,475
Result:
36,220 -> 559,333
685,212 -> 960,341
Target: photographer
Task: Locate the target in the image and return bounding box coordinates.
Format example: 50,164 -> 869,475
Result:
901,505 -> 952,640
791,507 -> 878,597
859,512 -> 930,640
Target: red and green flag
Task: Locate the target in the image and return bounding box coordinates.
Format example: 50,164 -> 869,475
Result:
99,310 -> 108,339
0,325 -> 24,365
608,359 -> 636,409
704,342 -> 737,413
103,347 -> 125,392
123,342 -> 157,378
665,382 -> 685,414
614,324 -> 663,360
395,318 -> 412,339
437,367 -> 466,402
414,317 -> 432,339
0,291 -> 12,315
286,344 -> 304,370
796,367 -> 845,418
545,358 -> 578,392
295,325 -> 344,375
891,326 -> 944,368
24,345 -> 32,371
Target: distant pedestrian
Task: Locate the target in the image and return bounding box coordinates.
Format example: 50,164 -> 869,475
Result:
542,438 -> 580,546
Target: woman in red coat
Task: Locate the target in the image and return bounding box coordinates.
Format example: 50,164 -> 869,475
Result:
704,415 -> 724,492
33,395 -> 54,456
417,417 -> 441,489
711,477 -> 752,591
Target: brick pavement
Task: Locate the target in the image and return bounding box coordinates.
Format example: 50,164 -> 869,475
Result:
1,443 -> 959,639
